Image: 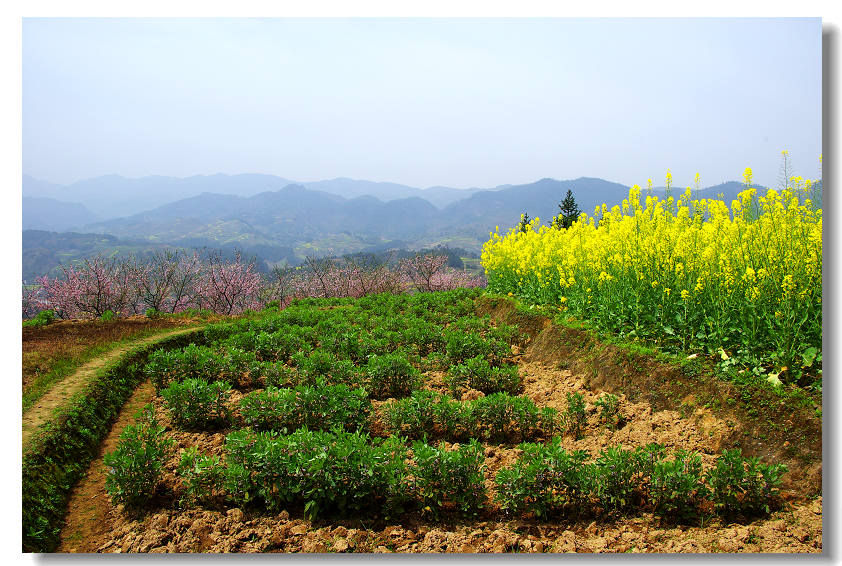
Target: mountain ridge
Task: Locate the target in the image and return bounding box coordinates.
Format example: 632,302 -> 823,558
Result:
22,173 -> 783,281
22,173 -> 491,220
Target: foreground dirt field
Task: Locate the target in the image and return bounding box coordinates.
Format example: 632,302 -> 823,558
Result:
72,497 -> 823,553
57,315 -> 822,553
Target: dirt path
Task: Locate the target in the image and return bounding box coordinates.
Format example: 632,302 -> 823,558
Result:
58,380 -> 158,552
22,327 -> 199,448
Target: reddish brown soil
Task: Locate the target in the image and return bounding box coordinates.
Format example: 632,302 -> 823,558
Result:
73,498 -> 823,553
56,302 -> 823,553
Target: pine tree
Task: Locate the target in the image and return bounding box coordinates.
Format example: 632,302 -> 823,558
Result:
554,190 -> 580,229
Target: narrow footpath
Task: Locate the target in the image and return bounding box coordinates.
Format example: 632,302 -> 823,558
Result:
22,327 -> 199,449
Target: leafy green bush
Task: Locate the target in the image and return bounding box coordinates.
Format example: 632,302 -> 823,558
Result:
563,391 -> 587,440
255,328 -> 313,362
291,350 -> 363,388
632,442 -> 667,480
271,305 -> 322,328
314,315 -> 345,338
372,313 -> 412,333
401,318 -> 445,356
103,405 -> 174,508
429,393 -> 473,439
251,332 -> 293,361
594,393 -> 623,429
649,449 -> 709,521
256,362 -> 298,389
219,330 -> 257,352
218,346 -> 262,389
418,351 -> 450,372
365,333 -> 401,358
238,386 -> 295,431
592,446 -> 640,514
446,356 -> 522,395
443,330 -> 510,364
23,309 -> 56,328
448,315 -> 493,335
382,391 -> 556,443
160,378 -> 232,430
145,343 -> 227,392
224,428 -> 409,519
492,438 -> 791,523
320,329 -> 366,362
437,290 -> 481,320
468,393 -> 556,443
177,447 -> 225,507
381,389 -> 440,438
364,352 -> 422,399
203,321 -> 248,344
145,307 -> 160,319
706,449 -> 788,517
100,310 -> 117,322
411,440 -> 487,518
238,383 -> 370,433
495,438 -> 591,518
487,321 -> 528,347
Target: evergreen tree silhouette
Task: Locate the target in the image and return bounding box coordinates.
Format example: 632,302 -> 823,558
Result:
554,189 -> 580,229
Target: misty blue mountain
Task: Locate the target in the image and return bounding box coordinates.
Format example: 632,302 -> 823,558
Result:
22,173 -> 765,281
23,197 -> 100,232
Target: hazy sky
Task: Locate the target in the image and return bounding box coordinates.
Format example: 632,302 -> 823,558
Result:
22,17 -> 822,189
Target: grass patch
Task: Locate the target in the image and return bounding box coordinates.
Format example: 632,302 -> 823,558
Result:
23,327 -> 200,413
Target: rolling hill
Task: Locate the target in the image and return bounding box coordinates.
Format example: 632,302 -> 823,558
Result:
23,173 -> 785,281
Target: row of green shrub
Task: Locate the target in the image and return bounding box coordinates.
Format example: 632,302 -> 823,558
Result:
293,349 -> 422,399
381,390 -> 559,444
149,333 -> 515,393
238,383 -> 370,433
495,438 -> 787,521
145,288 -> 525,398
105,413 -> 485,520
445,356 -> 522,395
22,328 -> 218,553
145,343 -> 275,392
104,418 -> 786,523
160,378 -> 560,442
381,389 -> 602,444
151,347 -> 423,401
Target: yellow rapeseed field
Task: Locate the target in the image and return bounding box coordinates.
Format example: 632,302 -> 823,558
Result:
482,169 -> 822,384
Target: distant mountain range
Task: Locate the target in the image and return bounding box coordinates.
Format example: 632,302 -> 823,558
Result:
23,197 -> 100,232
21,172 -> 772,281
22,173 -> 499,220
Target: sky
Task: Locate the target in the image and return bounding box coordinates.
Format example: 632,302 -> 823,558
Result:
22,17 -> 822,190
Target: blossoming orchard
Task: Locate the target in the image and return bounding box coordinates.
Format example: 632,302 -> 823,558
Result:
23,251 -> 486,320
